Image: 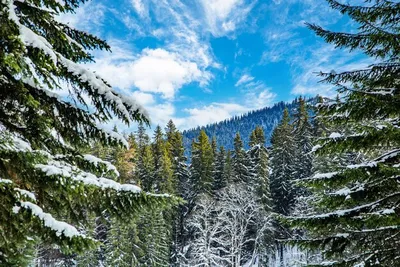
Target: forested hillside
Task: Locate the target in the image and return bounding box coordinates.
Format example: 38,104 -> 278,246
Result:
182,98 -> 314,152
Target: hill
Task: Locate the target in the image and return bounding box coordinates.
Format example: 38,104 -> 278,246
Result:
182,98 -> 311,152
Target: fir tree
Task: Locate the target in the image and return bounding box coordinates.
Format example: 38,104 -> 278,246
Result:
248,127 -> 272,213
0,0 -> 171,264
165,120 -> 190,266
270,109 -> 296,216
190,130 -> 214,197
152,126 -> 165,192
232,132 -> 251,184
292,96 -> 313,182
289,1 -> 400,266
212,146 -> 227,194
223,150 -> 234,186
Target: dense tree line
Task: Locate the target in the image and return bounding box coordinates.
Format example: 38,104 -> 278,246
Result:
182,99 -> 312,153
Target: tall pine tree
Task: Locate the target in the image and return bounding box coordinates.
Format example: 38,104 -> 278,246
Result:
289,1 -> 400,266
270,108 -> 296,216
0,0 -> 171,264
232,132 -> 251,184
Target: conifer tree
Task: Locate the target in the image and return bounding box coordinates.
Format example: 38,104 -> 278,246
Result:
152,126 -> 165,192
223,150 -> 234,186
248,127 -> 272,212
289,1 -> 400,266
190,130 -> 214,197
292,97 -> 313,182
232,132 -> 251,184
270,109 -> 296,216
165,120 -> 191,266
0,0 -> 171,264
212,146 -> 227,194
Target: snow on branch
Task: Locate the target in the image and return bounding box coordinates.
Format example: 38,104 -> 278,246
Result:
6,0 -> 148,122
292,192 -> 400,220
17,201 -> 86,238
15,188 -> 36,201
35,160 -> 141,193
83,154 -> 120,177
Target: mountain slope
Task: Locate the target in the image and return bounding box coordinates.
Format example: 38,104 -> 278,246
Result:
182,98 -> 308,152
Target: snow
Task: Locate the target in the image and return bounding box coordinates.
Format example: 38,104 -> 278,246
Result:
98,126 -> 130,148
0,178 -> 13,184
311,144 -> 322,152
297,192 -> 400,220
0,132 -> 32,153
347,149 -> 400,169
333,187 -> 351,196
6,0 -> 149,125
328,132 -> 342,139
61,57 -> 148,121
19,201 -> 85,238
335,233 -> 350,238
35,160 -> 141,193
15,188 -> 36,201
7,0 -> 58,64
83,154 -> 120,177
310,172 -> 338,180
12,206 -> 21,214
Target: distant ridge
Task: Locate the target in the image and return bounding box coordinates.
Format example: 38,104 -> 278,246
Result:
182,97 -> 314,153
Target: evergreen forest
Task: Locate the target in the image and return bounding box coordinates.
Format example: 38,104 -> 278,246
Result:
1,0 -> 399,266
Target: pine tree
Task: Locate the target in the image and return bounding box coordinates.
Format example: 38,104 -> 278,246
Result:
190,130 -> 214,197
212,146 -> 227,194
152,126 -> 165,192
248,127 -> 274,264
223,150 -> 234,186
232,132 -> 251,184
0,0 -> 172,264
165,120 -> 191,266
248,127 -> 272,213
289,1 -> 400,266
135,124 -> 155,191
292,97 -> 313,182
270,109 -> 296,216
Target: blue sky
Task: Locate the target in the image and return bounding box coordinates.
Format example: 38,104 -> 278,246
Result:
59,0 -> 371,130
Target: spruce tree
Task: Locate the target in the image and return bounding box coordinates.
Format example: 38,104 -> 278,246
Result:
289,1 -> 400,266
232,132 -> 251,184
165,120 -> 190,266
292,97 -> 313,182
0,0 -> 171,264
270,109 -> 296,216
212,146 -> 227,194
248,127 -> 272,212
223,150 -> 234,186
190,130 -> 214,197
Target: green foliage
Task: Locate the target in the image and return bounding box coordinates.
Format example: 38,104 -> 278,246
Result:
289,1 -> 400,266
0,0 -> 175,264
190,130 -> 214,196
270,109 -> 296,216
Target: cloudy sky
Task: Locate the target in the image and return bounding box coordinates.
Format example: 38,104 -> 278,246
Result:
59,0 -> 370,130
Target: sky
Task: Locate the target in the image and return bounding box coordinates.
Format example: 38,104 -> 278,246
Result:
58,0 -> 371,131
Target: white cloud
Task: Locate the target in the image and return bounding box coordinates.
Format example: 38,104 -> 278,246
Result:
234,72 -> 277,108
131,0 -> 147,17
245,89 -> 276,109
130,49 -> 203,99
235,74 -> 254,87
56,2 -> 106,33
200,0 -> 255,36
182,103 -> 249,129
88,47 -> 207,99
